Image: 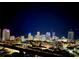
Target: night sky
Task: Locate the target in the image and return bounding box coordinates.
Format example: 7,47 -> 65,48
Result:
1,2 -> 79,39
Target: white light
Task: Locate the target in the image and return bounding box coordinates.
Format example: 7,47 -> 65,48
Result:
4,29 -> 10,32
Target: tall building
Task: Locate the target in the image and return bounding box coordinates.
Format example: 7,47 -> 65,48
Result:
52,32 -> 56,40
37,31 -> 40,34
34,31 -> 41,40
46,32 -> 51,40
28,33 -> 33,40
21,36 -> 26,42
68,31 -> 74,40
2,29 -> 10,41
41,35 -> 46,41
46,32 -> 51,37
0,29 -> 1,41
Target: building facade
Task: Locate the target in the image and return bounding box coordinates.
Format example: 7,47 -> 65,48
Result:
68,31 -> 74,40
2,29 -> 10,41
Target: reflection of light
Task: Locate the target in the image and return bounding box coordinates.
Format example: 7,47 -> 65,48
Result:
6,30 -> 10,32
41,48 -> 47,50
43,44 -> 52,49
68,50 -> 73,54
4,48 -> 19,54
63,44 -> 69,49
0,46 -> 4,49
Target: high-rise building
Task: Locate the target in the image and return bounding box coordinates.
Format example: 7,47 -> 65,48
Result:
0,29 -> 1,41
2,29 -> 10,41
52,32 -> 56,40
68,31 -> 74,40
34,31 -> 41,40
37,31 -> 40,35
46,32 -> 51,37
46,32 -> 51,40
10,36 -> 15,40
28,33 -> 33,40
21,36 -> 26,42
41,35 -> 46,41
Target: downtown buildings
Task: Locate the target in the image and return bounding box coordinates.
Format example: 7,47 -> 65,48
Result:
0,28 -> 79,57
0,28 -> 78,52
0,28 -> 75,42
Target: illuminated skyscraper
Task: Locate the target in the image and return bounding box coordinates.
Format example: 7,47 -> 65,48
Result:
21,36 -> 26,42
34,31 -> 41,40
41,35 -> 46,41
68,31 -> 74,40
2,29 -> 10,41
46,32 -> 51,40
28,33 -> 33,40
52,32 -> 56,40
37,31 -> 40,36
0,29 -> 1,41
46,32 -> 51,37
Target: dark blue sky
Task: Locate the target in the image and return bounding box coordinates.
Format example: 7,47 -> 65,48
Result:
1,2 -> 79,38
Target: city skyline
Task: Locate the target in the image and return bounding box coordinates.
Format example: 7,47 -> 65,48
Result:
1,2 -> 79,39
0,28 -> 75,40
1,2 -> 79,57
0,28 -> 78,57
